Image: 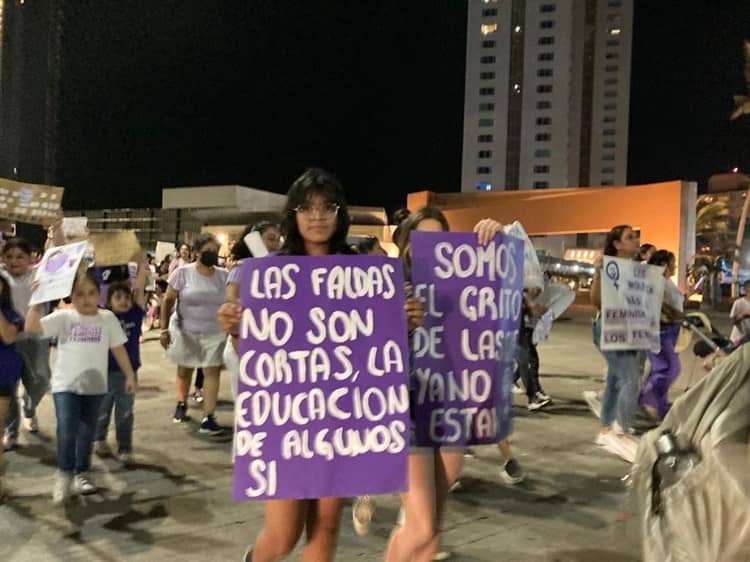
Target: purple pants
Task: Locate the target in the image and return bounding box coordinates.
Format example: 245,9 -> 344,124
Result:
641,324 -> 681,419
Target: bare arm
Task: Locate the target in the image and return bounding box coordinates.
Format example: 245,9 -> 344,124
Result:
24,304 -> 44,335
0,313 -> 19,344
134,260 -> 148,309
110,345 -> 137,394
159,284 -> 178,349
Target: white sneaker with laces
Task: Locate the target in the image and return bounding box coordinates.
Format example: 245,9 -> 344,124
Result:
52,472 -> 72,505
73,473 -> 97,495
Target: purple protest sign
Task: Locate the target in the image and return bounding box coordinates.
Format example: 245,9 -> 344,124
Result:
233,255 -> 410,501
409,231 -> 523,447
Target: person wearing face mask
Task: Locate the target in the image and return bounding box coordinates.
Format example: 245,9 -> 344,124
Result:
160,234 -> 228,434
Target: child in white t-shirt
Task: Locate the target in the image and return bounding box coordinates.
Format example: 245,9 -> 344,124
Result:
25,270 -> 137,505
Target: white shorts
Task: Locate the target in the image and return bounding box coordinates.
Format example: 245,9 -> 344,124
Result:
166,326 -> 226,368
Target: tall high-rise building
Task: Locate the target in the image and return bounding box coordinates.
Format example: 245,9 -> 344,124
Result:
461,0 -> 633,192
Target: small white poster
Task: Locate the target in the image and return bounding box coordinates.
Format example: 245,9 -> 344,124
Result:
29,241 -> 88,306
155,241 -> 176,263
61,216 -> 88,239
600,256 -> 665,352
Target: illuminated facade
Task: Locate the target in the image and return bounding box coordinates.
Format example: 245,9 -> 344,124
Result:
462,0 -> 633,192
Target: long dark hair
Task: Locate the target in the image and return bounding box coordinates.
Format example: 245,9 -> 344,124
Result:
0,274 -> 12,310
2,237 -> 32,256
397,206 -> 450,279
603,225 -> 632,257
279,168 -> 351,256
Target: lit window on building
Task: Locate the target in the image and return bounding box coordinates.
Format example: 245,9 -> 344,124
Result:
481,23 -> 498,36
476,182 -> 492,191
609,28 -> 622,36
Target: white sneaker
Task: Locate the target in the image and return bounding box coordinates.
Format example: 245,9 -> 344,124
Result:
597,432 -> 636,463
511,382 -> 524,395
52,472 -> 72,505
583,390 -> 602,419
352,495 -> 375,536
433,551 -> 452,560
73,473 -> 97,495
94,440 -> 113,458
396,506 -> 405,527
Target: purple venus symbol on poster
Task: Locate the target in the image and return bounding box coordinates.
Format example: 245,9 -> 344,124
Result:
409,231 -> 524,448
233,255 -> 411,501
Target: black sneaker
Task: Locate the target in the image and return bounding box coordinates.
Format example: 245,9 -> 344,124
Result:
500,458 -> 525,485
199,414 -> 222,435
173,402 -> 189,423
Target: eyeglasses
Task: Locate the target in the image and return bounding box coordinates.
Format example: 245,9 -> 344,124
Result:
294,203 -> 340,218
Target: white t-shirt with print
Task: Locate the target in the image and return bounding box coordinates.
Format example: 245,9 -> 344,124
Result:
41,309 -> 127,395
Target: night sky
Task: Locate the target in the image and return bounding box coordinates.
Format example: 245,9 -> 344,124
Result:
57,1 -> 750,214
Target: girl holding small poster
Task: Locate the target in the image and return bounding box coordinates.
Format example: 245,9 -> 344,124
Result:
25,270 -> 137,505
385,206 -> 506,562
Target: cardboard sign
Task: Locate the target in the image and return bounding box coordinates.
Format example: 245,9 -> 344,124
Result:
600,256 -> 665,352
233,255 -> 410,501
0,177 -> 64,226
89,231 -> 142,266
410,231 -> 524,447
30,241 -> 88,305
155,241 -> 176,264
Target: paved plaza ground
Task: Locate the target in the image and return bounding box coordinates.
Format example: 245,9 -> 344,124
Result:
1,307 -> 714,561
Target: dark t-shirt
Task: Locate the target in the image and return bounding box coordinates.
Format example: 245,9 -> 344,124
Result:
0,306 -> 23,385
108,304 -> 145,372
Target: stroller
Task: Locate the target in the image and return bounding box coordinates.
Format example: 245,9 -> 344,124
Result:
676,312 -> 734,371
630,340 -> 750,561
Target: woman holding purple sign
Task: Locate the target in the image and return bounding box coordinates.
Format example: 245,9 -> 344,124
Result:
218,168 -> 424,562
385,206 -> 509,562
